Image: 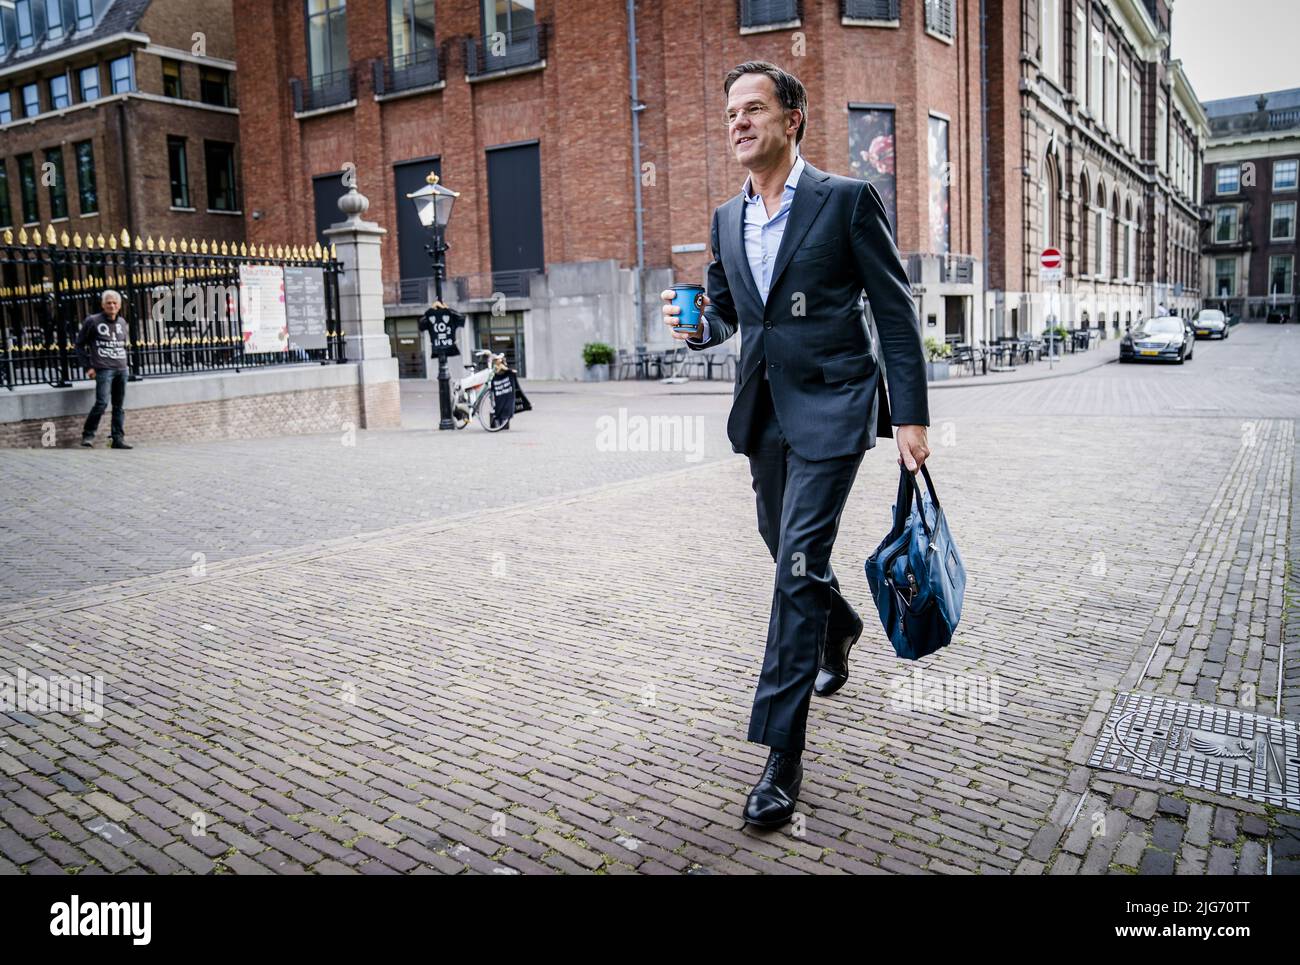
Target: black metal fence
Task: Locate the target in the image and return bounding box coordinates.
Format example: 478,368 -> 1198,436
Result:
0,225 -> 344,390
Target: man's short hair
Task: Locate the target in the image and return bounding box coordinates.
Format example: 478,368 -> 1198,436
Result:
101,289 -> 121,303
723,61 -> 808,144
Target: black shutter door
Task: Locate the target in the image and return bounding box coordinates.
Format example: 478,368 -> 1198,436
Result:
312,173 -> 349,251
486,142 -> 544,292
394,157 -> 442,286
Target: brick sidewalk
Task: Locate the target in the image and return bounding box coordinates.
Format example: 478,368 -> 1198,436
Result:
2,405 -> 1294,873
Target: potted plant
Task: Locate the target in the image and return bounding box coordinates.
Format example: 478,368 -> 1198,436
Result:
923,336 -> 951,381
582,341 -> 615,381
1043,324 -> 1069,357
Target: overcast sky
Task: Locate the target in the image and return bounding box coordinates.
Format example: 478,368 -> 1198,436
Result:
1173,0 -> 1300,103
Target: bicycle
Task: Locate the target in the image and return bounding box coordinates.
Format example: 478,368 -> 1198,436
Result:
450,349 -> 510,431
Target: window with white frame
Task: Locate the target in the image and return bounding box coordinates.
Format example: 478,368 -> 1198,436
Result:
1131,80 -> 1141,156
1105,46 -> 1117,133
1275,158 -> 1298,192
1270,255 -> 1294,295
1119,65 -> 1129,149
1216,164 -> 1239,195
1040,0 -> 1061,82
1156,98 -> 1167,170
1089,29 -> 1102,115
1214,206 -> 1237,243
1273,201 -> 1296,240
1214,256 -> 1236,297
1073,6 -> 1086,102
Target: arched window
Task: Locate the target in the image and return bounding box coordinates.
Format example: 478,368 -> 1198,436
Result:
1110,190 -> 1121,281
1078,171 -> 1091,275
1118,198 -> 1128,283
1040,152 -> 1060,250
1133,205 -> 1143,282
1095,182 -> 1106,279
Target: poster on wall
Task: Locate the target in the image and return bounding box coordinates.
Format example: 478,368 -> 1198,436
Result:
283,266 -> 328,352
927,115 -> 951,256
238,264 -> 288,354
848,107 -> 897,239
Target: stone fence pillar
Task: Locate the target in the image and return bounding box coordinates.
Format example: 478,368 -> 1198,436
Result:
324,187 -> 401,428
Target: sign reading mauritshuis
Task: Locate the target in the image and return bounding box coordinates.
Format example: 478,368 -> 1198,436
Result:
238,264 -> 288,354
283,266 -> 328,351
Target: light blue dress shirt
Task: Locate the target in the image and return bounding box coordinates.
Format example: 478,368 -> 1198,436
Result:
691,154 -> 805,362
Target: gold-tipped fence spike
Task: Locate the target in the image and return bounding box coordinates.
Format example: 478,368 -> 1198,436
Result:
179,238 -> 188,253
120,228 -> 130,247
46,224 -> 57,244
220,241 -> 229,256
108,234 -> 118,250
238,241 -> 248,256
200,240 -> 209,255
312,242 -> 322,259
60,231 -> 70,246
168,238 -> 177,253
329,242 -> 337,259
96,233 -> 106,248
258,243 -> 267,258
134,235 -> 144,250
72,232 -> 82,247
18,227 -> 29,245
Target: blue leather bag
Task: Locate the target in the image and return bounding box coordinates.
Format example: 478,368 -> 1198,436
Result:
864,465 -> 966,660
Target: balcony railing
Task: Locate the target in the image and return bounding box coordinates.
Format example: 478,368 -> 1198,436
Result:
455,270 -> 536,300
290,68 -> 355,113
374,47 -> 443,95
464,22 -> 547,77
387,271 -> 538,305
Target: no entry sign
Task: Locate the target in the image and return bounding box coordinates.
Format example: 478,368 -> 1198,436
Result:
1040,247 -> 1063,281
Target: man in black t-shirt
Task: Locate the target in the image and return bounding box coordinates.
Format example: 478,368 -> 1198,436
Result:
75,290 -> 133,449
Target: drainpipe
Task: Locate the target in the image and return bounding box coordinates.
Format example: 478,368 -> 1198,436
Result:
116,101 -> 137,239
627,0 -> 647,343
978,0 -> 991,343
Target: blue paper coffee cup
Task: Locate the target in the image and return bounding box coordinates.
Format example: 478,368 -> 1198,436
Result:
670,284 -> 705,334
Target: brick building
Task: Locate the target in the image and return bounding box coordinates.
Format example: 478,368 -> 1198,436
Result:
985,0 -> 1207,341
0,0 -> 243,247
232,0 -> 987,380
1200,88 -> 1299,323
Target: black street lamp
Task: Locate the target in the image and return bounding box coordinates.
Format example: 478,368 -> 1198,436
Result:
406,171 -> 460,429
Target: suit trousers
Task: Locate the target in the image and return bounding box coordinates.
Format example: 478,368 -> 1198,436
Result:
744,368 -> 865,752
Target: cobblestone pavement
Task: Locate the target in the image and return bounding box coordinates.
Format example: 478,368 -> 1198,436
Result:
0,322 -> 1297,874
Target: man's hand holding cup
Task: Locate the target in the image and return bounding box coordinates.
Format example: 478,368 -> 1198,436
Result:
660,287 -> 708,342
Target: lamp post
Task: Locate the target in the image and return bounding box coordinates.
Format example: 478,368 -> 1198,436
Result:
406,171 -> 460,429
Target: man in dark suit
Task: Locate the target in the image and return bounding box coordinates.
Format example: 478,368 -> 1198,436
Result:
661,61 -> 930,828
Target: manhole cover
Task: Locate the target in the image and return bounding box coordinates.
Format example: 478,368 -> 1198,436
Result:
1089,692 -> 1300,810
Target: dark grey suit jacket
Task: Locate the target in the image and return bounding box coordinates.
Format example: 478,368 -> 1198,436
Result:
688,160 -> 929,461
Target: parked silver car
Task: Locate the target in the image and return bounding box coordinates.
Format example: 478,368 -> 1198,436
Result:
1193,309 -> 1229,339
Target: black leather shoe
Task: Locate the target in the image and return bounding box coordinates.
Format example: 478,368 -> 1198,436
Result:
743,748 -> 802,828
80,438 -> 93,448
110,440 -> 133,449
815,610 -> 864,697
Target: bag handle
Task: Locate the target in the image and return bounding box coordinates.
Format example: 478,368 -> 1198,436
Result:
895,464 -> 941,540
